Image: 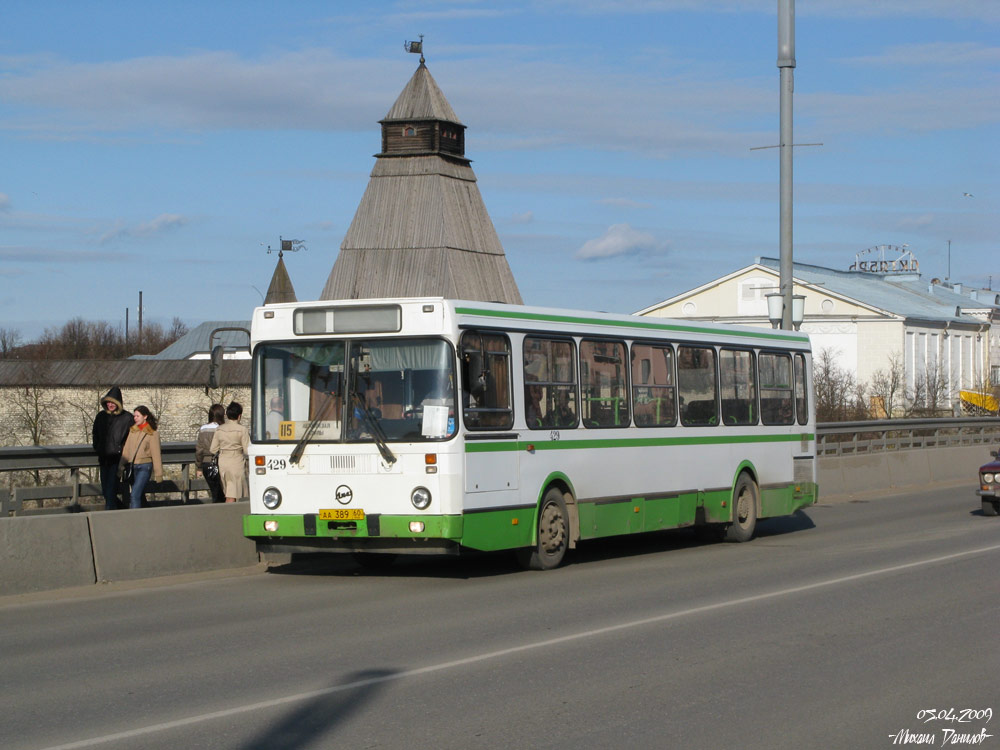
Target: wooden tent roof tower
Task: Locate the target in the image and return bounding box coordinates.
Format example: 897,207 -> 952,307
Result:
321,61 -> 522,304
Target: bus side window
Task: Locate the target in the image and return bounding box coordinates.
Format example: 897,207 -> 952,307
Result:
631,343 -> 677,427
759,351 -> 794,425
580,339 -> 629,428
678,345 -> 718,427
523,336 -> 578,430
719,348 -> 756,426
794,353 -> 808,425
460,331 -> 513,430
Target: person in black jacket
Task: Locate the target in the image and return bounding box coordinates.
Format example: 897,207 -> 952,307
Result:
92,387 -> 133,510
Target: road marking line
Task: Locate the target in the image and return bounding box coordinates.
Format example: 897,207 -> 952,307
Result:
39,542 -> 1000,750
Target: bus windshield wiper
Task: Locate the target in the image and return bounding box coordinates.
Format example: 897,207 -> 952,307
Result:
289,390 -> 338,465
352,390 -> 397,465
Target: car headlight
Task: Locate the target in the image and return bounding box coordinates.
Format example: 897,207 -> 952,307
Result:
411,486 -> 432,510
262,487 -> 282,510
984,473 -> 995,484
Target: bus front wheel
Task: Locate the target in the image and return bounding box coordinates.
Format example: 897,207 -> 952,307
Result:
724,474 -> 758,543
516,489 -> 569,570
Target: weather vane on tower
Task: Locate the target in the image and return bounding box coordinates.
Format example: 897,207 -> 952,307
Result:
404,34 -> 425,64
267,237 -> 306,259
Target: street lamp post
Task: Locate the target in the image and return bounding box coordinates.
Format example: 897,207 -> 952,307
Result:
778,0 -> 795,330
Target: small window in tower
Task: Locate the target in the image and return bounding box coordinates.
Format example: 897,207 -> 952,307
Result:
403,126 -> 415,137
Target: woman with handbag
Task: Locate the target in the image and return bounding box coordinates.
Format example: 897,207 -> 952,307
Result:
210,401 -> 249,503
119,405 -> 163,509
195,403 -> 226,503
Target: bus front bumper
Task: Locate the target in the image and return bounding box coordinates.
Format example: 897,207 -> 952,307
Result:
244,513 -> 463,555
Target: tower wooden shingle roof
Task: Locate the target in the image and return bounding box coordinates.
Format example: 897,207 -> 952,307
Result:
321,62 -> 521,304
383,62 -> 461,124
264,254 -> 297,305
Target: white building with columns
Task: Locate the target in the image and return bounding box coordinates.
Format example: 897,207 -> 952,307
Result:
637,256 -> 999,413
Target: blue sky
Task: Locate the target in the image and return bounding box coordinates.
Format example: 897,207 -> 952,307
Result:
1,0 -> 997,340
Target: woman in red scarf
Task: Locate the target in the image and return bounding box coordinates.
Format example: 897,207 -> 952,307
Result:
119,405 -> 163,509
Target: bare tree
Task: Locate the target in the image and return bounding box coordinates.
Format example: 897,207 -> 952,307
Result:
850,380 -> 870,420
908,362 -> 951,417
0,327 -> 22,358
814,347 -> 861,422
144,388 -> 171,433
869,353 -> 906,419
10,361 -> 58,446
30,316 -> 186,359
169,317 -> 189,341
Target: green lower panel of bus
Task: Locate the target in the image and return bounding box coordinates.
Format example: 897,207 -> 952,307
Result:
761,482 -> 818,517
244,509 -> 536,553
578,492 -> 700,540
576,481 -> 817,540
461,507 -> 536,551
244,482 -> 818,553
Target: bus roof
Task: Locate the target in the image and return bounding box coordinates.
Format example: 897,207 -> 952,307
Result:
253,297 -> 811,350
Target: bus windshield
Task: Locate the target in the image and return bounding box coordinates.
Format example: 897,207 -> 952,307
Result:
254,337 -> 457,444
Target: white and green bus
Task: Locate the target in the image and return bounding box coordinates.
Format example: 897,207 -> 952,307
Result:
244,298 -> 817,569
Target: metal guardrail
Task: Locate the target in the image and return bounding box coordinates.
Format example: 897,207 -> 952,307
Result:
3,418 -> 1000,516
0,442 -> 210,516
816,418 -> 1000,456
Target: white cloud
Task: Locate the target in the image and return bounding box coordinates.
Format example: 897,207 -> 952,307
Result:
0,193 -> 9,211
95,213 -> 187,244
0,41 -> 992,159
136,213 -> 186,236
842,42 -> 1000,67
510,211 -> 534,224
0,245 -> 130,263
0,50 -> 399,135
576,223 -> 664,259
898,214 -> 935,229
546,0 -> 1000,22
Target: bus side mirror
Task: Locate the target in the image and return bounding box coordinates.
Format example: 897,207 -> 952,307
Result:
209,345 -> 224,389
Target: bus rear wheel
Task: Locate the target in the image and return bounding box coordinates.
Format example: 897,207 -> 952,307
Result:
724,474 -> 758,543
516,489 -> 569,570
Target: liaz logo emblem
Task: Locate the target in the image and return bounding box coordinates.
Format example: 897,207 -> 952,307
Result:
335,485 -> 353,505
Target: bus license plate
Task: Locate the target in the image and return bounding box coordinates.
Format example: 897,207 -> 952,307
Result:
319,509 -> 365,521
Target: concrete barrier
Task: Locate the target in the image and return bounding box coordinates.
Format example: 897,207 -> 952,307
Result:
818,443 -> 986,501
88,503 -> 259,583
885,450 -> 933,491
0,515 -> 96,596
832,453 -> 887,497
3,444 -> 991,596
927,445 -> 988,485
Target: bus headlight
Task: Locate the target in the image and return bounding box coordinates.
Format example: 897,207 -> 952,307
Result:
984,473 -> 995,484
262,487 -> 282,510
411,487 -> 432,510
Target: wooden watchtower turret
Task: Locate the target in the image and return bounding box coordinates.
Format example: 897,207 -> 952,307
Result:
320,60 -> 522,304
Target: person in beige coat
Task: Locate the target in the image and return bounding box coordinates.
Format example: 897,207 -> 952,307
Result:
195,403 -> 226,503
118,406 -> 163,509
210,401 -> 250,502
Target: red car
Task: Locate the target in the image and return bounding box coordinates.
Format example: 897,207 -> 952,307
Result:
977,451 -> 1000,516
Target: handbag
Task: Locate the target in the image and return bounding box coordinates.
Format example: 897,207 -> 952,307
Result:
204,453 -> 220,481
119,432 -> 147,485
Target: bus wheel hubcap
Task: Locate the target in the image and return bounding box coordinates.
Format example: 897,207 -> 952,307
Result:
539,503 -> 566,553
737,490 -> 751,525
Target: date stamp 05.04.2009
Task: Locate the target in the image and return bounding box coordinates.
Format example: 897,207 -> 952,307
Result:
890,709 -> 994,746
